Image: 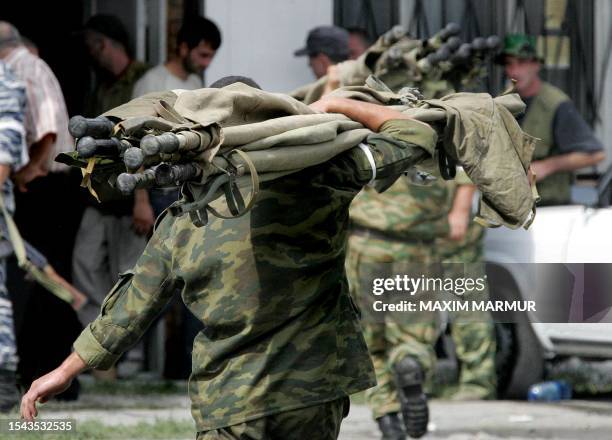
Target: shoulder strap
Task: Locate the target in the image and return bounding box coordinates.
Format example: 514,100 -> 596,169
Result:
0,194 -> 74,304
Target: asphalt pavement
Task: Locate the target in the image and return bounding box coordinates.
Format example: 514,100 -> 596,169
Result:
20,393 -> 612,439
340,399 -> 612,439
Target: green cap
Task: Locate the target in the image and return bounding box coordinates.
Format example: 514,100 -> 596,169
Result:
497,34 -> 541,63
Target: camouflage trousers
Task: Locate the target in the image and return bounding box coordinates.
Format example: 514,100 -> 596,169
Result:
346,233 -> 439,419
196,397 -> 349,440
0,259 -> 18,372
440,240 -> 496,399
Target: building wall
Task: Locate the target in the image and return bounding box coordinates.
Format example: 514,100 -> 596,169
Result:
203,0 -> 334,92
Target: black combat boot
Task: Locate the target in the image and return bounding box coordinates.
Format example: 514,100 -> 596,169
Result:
393,356 -> 428,438
376,412 -> 406,440
0,369 -> 19,413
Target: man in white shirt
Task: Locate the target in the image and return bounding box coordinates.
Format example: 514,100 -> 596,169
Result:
132,16 -> 221,99
133,16 -> 221,217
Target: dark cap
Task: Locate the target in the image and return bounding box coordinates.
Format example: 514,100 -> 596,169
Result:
83,14 -> 131,52
294,26 -> 349,60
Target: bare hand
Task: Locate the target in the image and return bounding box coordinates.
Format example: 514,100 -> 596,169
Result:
43,265 -> 89,311
21,369 -> 73,421
71,289 -> 88,311
322,65 -> 341,96
309,96 -> 332,113
13,164 -> 48,192
309,95 -> 343,113
448,210 -> 470,241
529,160 -> 553,182
132,199 -> 155,236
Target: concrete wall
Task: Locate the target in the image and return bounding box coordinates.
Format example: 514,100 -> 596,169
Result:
203,0 -> 333,92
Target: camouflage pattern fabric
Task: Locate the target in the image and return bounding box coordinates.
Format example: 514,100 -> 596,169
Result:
437,218 -> 497,399
196,397 -> 349,440
0,261 -> 17,372
349,173 -> 452,241
347,180 -> 450,418
0,62 -> 27,373
72,119 -> 438,432
346,233 -> 440,418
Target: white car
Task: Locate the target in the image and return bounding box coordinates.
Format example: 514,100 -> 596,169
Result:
484,167 -> 612,397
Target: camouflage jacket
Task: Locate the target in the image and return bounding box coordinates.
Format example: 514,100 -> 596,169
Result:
73,118 -> 437,431
350,176 -> 452,242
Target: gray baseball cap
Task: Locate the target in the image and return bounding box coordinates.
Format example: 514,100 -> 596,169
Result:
294,26 -> 349,60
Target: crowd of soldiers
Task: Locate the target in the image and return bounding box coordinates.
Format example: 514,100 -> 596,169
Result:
0,11 -> 605,440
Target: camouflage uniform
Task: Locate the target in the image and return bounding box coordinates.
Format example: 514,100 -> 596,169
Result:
196,397 -> 349,440
347,176 -> 451,418
72,118 -> 438,437
0,62 -> 27,375
435,187 -> 497,399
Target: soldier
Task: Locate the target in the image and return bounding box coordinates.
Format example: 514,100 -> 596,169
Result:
349,177 -> 496,440
340,29 -> 500,438
347,179 -> 446,439
499,34 -> 605,206
75,14 -> 152,349
21,87 -> 441,439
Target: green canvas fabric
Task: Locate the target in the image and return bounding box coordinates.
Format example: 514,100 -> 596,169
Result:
330,85 -> 537,229
421,93 -> 537,229
67,81 -> 535,229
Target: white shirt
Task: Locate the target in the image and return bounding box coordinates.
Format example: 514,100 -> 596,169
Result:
132,64 -> 203,98
4,46 -> 72,173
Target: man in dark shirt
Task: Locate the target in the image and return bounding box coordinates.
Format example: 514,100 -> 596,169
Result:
74,15 -> 152,354
499,34 -> 605,205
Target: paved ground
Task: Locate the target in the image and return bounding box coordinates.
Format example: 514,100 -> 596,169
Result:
23,392 -> 612,439
341,400 -> 612,439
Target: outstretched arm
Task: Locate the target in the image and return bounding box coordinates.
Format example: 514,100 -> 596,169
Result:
310,96 -> 428,132
310,97 -> 439,189
531,150 -> 605,182
20,213 -> 177,420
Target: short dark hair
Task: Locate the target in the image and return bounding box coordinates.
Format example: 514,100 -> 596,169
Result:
209,75 -> 261,89
84,14 -> 132,56
177,16 -> 222,51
